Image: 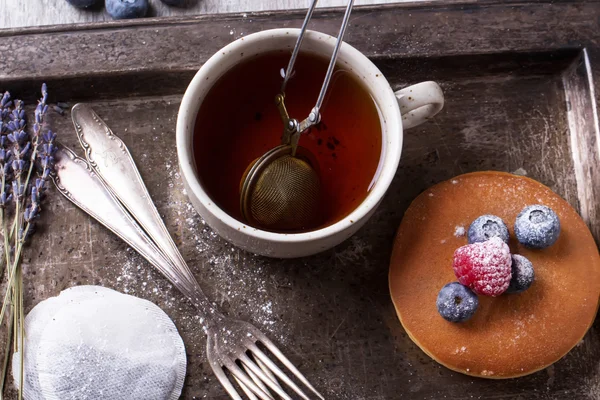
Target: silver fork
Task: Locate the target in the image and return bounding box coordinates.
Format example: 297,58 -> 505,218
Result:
51,103 -> 325,400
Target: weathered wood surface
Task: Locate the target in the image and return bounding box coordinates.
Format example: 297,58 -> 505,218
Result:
0,0 -> 405,30
0,1 -> 600,399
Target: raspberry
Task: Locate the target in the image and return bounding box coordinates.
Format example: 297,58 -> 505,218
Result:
452,237 -> 512,296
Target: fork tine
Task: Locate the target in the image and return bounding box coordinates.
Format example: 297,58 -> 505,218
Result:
233,375 -> 259,400
248,345 -> 314,400
254,337 -> 324,399
242,359 -> 273,396
255,356 -> 282,391
223,359 -> 275,400
239,353 -> 296,400
211,364 -> 244,400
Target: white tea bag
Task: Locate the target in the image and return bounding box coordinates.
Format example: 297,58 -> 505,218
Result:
12,286 -> 186,400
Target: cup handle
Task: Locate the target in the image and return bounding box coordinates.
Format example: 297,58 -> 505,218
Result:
395,81 -> 444,130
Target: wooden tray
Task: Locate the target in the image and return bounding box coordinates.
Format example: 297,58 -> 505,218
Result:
1,1 -> 599,398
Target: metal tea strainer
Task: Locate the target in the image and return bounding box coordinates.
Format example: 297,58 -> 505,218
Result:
240,0 -> 355,232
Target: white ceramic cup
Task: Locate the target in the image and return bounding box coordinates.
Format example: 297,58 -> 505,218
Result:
177,28 -> 444,258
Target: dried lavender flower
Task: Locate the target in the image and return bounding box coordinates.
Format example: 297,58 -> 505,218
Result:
11,181 -> 25,200
0,93 -> 10,135
0,149 -> 10,163
24,186 -> 40,222
37,130 -> 57,191
7,131 -> 27,145
0,92 -> 11,114
11,160 -> 25,175
0,191 -> 12,209
42,131 -> 57,143
7,100 -> 25,131
35,178 -> 45,193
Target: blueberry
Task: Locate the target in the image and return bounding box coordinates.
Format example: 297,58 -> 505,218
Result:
436,282 -> 478,323
507,254 -> 535,294
160,0 -> 187,5
514,204 -> 560,249
467,215 -> 510,244
66,0 -> 101,8
106,0 -> 149,19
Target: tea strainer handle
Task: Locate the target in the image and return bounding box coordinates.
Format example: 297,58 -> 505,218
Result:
278,0 -> 355,149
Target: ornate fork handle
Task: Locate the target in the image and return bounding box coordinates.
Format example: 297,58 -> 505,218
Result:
70,104 -> 204,291
53,145 -> 222,325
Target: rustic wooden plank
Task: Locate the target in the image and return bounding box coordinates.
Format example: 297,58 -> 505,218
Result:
0,0 -> 405,30
1,1 -> 599,79
563,49 -> 600,244
0,1 -> 599,399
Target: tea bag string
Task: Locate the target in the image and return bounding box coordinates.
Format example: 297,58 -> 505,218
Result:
278,0 -> 355,150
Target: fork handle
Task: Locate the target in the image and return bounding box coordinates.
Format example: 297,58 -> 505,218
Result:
71,104 -> 196,293
53,145 -> 223,325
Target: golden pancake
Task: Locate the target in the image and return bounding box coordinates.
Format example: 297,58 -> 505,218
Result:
389,171 -> 600,379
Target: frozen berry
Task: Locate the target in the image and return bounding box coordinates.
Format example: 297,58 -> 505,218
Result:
507,254 -> 535,294
66,0 -> 101,8
106,0 -> 148,19
436,282 -> 479,322
514,204 -> 560,249
467,214 -> 510,244
452,237 -> 512,296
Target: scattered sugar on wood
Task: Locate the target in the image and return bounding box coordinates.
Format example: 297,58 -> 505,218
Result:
108,154 -> 289,345
454,225 -> 465,237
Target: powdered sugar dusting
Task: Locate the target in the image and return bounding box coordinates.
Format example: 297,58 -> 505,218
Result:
106,156 -> 289,346
454,226 -> 465,237
520,262 -> 534,281
183,210 -> 284,337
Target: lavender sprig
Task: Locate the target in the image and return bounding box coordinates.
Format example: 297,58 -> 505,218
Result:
0,84 -> 58,400
33,84 -> 49,142
0,95 -> 13,267
23,130 -> 56,224
20,85 -> 50,219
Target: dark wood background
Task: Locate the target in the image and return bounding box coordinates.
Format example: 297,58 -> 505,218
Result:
1,1 -> 599,399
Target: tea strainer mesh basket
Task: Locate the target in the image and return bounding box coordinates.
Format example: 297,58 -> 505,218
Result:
239,0 -> 354,232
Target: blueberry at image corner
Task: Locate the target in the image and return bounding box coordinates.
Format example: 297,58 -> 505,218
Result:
106,0 -> 149,19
